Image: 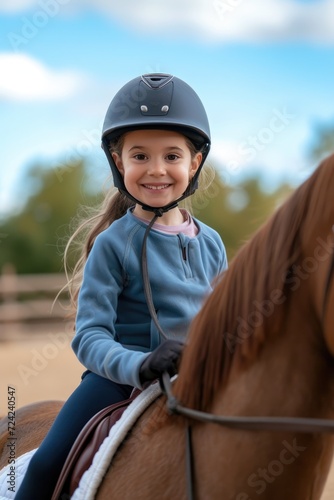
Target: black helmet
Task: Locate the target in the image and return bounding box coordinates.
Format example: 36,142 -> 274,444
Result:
101,73 -> 211,213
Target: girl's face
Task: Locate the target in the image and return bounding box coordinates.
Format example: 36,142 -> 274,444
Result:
112,129 -> 202,217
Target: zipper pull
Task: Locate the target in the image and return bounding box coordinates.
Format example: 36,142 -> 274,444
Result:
178,234 -> 187,261
182,246 -> 187,261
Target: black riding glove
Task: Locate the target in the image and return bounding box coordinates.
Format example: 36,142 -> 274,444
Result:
139,339 -> 184,385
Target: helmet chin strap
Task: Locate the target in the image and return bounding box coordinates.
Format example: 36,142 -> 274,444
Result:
118,188 -> 190,217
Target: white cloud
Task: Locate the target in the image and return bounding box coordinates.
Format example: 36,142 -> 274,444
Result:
1,0 -> 333,43
209,138 -> 251,184
89,0 -> 334,44
0,53 -> 84,101
209,134 -> 313,190
0,0 -> 37,12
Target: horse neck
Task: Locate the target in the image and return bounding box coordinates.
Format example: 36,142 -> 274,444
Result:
197,293 -> 334,499
217,287 -> 334,420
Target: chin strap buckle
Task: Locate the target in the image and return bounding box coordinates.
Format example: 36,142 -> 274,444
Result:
141,202 -> 179,216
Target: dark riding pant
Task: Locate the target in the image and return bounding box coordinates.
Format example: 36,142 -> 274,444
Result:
15,371 -> 133,500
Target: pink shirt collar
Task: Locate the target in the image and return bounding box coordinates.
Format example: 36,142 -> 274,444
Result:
133,209 -> 198,237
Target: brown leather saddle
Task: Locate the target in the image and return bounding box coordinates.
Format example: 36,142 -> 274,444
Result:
51,388 -> 141,500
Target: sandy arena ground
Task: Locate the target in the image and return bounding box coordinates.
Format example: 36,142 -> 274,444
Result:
0,328 -> 333,498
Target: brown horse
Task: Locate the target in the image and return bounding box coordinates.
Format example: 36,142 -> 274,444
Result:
1,154 -> 334,499
0,401 -> 63,470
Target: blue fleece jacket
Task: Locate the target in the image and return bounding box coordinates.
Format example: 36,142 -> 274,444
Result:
72,209 -> 227,389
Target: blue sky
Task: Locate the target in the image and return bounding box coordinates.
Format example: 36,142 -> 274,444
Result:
1,0 -> 334,218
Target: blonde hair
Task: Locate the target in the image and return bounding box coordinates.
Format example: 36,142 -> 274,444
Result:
62,134 -> 214,315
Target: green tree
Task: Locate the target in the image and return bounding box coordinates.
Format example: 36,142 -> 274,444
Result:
193,170 -> 292,261
0,160 -> 101,274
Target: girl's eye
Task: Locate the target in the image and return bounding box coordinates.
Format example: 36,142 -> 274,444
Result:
133,154 -> 146,161
166,154 -> 179,161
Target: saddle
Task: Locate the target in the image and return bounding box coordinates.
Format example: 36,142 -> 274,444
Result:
51,388 -> 141,500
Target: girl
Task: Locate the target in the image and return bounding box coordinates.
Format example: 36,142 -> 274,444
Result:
16,73 -> 227,499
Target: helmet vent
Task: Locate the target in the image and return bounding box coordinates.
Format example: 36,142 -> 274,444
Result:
140,105 -> 148,112
141,73 -> 173,89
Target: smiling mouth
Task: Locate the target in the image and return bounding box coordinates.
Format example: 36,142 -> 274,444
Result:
143,184 -> 170,190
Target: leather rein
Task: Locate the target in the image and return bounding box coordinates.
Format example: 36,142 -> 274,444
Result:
161,371 -> 334,434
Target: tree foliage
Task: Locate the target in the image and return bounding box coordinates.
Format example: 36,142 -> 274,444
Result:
192,170 -> 291,261
0,160 -> 101,274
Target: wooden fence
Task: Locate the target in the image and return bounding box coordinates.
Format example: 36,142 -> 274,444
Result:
0,269 -> 70,329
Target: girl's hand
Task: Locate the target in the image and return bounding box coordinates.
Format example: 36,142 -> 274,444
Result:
139,339 -> 184,384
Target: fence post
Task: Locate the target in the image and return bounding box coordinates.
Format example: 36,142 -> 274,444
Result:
0,263 -> 19,334
1,263 -> 18,302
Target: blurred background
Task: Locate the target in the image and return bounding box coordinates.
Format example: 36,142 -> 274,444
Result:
0,0 -> 334,400
1,2 -> 334,495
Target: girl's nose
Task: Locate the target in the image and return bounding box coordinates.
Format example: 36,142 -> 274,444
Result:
147,160 -> 166,176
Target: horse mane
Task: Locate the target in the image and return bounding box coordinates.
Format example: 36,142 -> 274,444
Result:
174,154 -> 334,411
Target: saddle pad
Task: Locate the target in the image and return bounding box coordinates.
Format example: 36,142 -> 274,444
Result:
0,448 -> 37,499
72,381 -> 162,500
